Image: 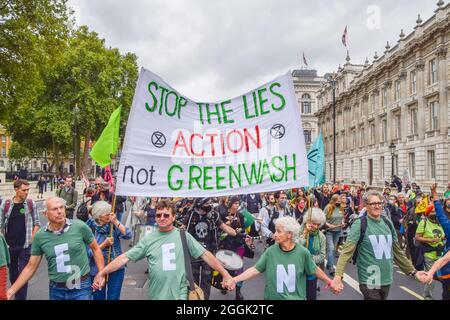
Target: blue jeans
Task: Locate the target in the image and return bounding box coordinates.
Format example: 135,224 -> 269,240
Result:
49,276 -> 93,300
8,246 -> 31,300
326,231 -> 341,269
92,268 -> 125,300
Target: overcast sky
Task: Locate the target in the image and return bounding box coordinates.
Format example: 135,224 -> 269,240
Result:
68,0 -> 438,101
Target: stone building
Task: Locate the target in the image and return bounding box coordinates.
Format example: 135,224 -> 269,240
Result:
292,68 -> 326,150
315,1 -> 449,191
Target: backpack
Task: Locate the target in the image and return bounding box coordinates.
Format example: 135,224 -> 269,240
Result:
76,199 -> 90,222
3,198 -> 34,217
351,213 -> 396,264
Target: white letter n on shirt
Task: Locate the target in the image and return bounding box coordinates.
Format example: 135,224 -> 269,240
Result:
162,243 -> 176,271
276,264 -> 296,293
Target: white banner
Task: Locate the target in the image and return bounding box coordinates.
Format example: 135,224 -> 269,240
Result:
116,68 -> 308,197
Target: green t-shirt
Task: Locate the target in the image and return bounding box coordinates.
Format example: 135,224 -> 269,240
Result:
0,233 -> 10,267
254,244 -> 317,300
31,220 -> 94,282
347,216 -> 397,286
444,190 -> 450,199
416,219 -> 444,261
125,228 -> 206,300
325,206 -> 344,231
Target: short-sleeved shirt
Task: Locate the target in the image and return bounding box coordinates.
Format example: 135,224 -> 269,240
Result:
31,219 -> 94,282
0,233 -> 10,267
125,228 -> 206,300
347,216 -> 397,286
416,219 -> 444,261
5,203 -> 26,247
255,244 -> 317,300
325,206 -> 344,232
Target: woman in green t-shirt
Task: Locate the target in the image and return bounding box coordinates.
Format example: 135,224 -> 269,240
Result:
324,194 -> 345,275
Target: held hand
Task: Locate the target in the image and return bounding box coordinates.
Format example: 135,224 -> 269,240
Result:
330,277 -> 344,293
92,273 -> 106,291
110,213 -> 117,224
222,277 -> 236,291
414,271 -> 429,284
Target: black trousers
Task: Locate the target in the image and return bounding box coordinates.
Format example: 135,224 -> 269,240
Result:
359,284 -> 391,300
8,246 -> 31,300
442,278 -> 450,300
192,260 -> 213,300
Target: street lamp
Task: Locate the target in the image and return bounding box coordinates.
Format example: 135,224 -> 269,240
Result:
389,141 -> 396,177
326,73 -> 337,184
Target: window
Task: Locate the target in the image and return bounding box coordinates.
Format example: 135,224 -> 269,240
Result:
409,153 -> 416,179
428,150 -> 436,179
371,95 -> 376,113
382,88 -> 388,106
370,122 -> 375,144
381,119 -> 387,142
380,157 -> 385,179
429,59 -> 437,84
0,160 -> 4,168
304,130 -> 311,144
394,114 -> 401,139
393,155 -> 399,176
429,101 -> 439,130
360,128 -> 365,146
351,160 -> 354,176
302,101 -> 311,114
359,159 -> 363,180
410,108 -> 418,135
1,136 -> 5,143
353,130 -> 357,149
1,147 -> 5,157
394,80 -> 401,101
410,71 -> 417,94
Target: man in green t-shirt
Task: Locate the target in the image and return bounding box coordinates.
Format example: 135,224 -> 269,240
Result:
223,216 -> 340,300
6,197 -> 104,300
93,200 -> 233,300
330,190 -> 427,300
415,204 -> 445,299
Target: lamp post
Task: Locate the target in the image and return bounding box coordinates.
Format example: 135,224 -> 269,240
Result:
327,73 -> 337,184
389,141 -> 396,178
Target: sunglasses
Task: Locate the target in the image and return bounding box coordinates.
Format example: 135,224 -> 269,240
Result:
156,213 -> 171,219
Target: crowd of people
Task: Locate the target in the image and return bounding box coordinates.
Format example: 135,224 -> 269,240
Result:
0,175 -> 449,300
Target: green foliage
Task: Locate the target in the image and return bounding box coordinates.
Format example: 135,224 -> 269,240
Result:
0,1 -> 139,175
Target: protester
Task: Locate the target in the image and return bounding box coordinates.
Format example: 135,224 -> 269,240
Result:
223,216 -> 340,299
183,197 -> 243,300
56,176 -> 78,219
6,197 -> 104,300
415,203 -> 445,299
330,190 -> 426,300
144,197 -> 158,227
324,194 -> 345,276
37,176 -> 46,199
0,179 -> 40,300
87,201 -> 132,300
313,185 -> 331,210
0,233 -> 9,300
419,248 -> 450,300
260,191 -> 292,246
299,208 -> 326,300
93,200 -> 233,300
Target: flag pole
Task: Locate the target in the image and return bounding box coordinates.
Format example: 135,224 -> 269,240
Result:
106,194 -> 117,284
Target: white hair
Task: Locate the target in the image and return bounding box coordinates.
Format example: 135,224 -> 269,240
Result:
91,201 -> 112,221
303,208 -> 326,227
44,197 -> 66,212
275,216 -> 301,241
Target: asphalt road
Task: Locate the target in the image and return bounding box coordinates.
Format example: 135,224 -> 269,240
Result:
22,205 -> 442,300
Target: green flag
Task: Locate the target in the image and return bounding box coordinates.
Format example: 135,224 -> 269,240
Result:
307,132 -> 325,187
241,208 -> 256,228
90,107 -> 121,168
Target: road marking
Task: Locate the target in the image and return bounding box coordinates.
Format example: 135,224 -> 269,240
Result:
396,271 -> 405,275
399,286 -> 424,300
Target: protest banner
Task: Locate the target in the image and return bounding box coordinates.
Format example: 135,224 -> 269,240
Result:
116,68 -> 308,197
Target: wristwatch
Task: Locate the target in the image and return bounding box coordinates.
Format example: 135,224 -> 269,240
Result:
409,270 -> 417,277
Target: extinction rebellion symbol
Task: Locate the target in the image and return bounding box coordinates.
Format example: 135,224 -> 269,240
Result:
151,131 -> 166,148
270,124 -> 286,139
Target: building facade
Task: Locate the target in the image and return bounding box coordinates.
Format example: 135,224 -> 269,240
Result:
316,2 -> 449,190
292,68 -> 326,150
0,125 -> 12,172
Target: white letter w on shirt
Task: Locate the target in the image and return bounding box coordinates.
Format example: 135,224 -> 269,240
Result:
276,264 -> 296,293
368,235 -> 392,259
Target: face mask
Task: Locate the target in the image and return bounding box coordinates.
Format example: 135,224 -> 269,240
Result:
298,202 -> 305,210
279,199 -> 287,208
388,200 -> 395,205
270,200 -> 276,205
201,205 -> 212,213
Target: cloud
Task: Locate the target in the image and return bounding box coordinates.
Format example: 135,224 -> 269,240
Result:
68,0 -> 438,101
